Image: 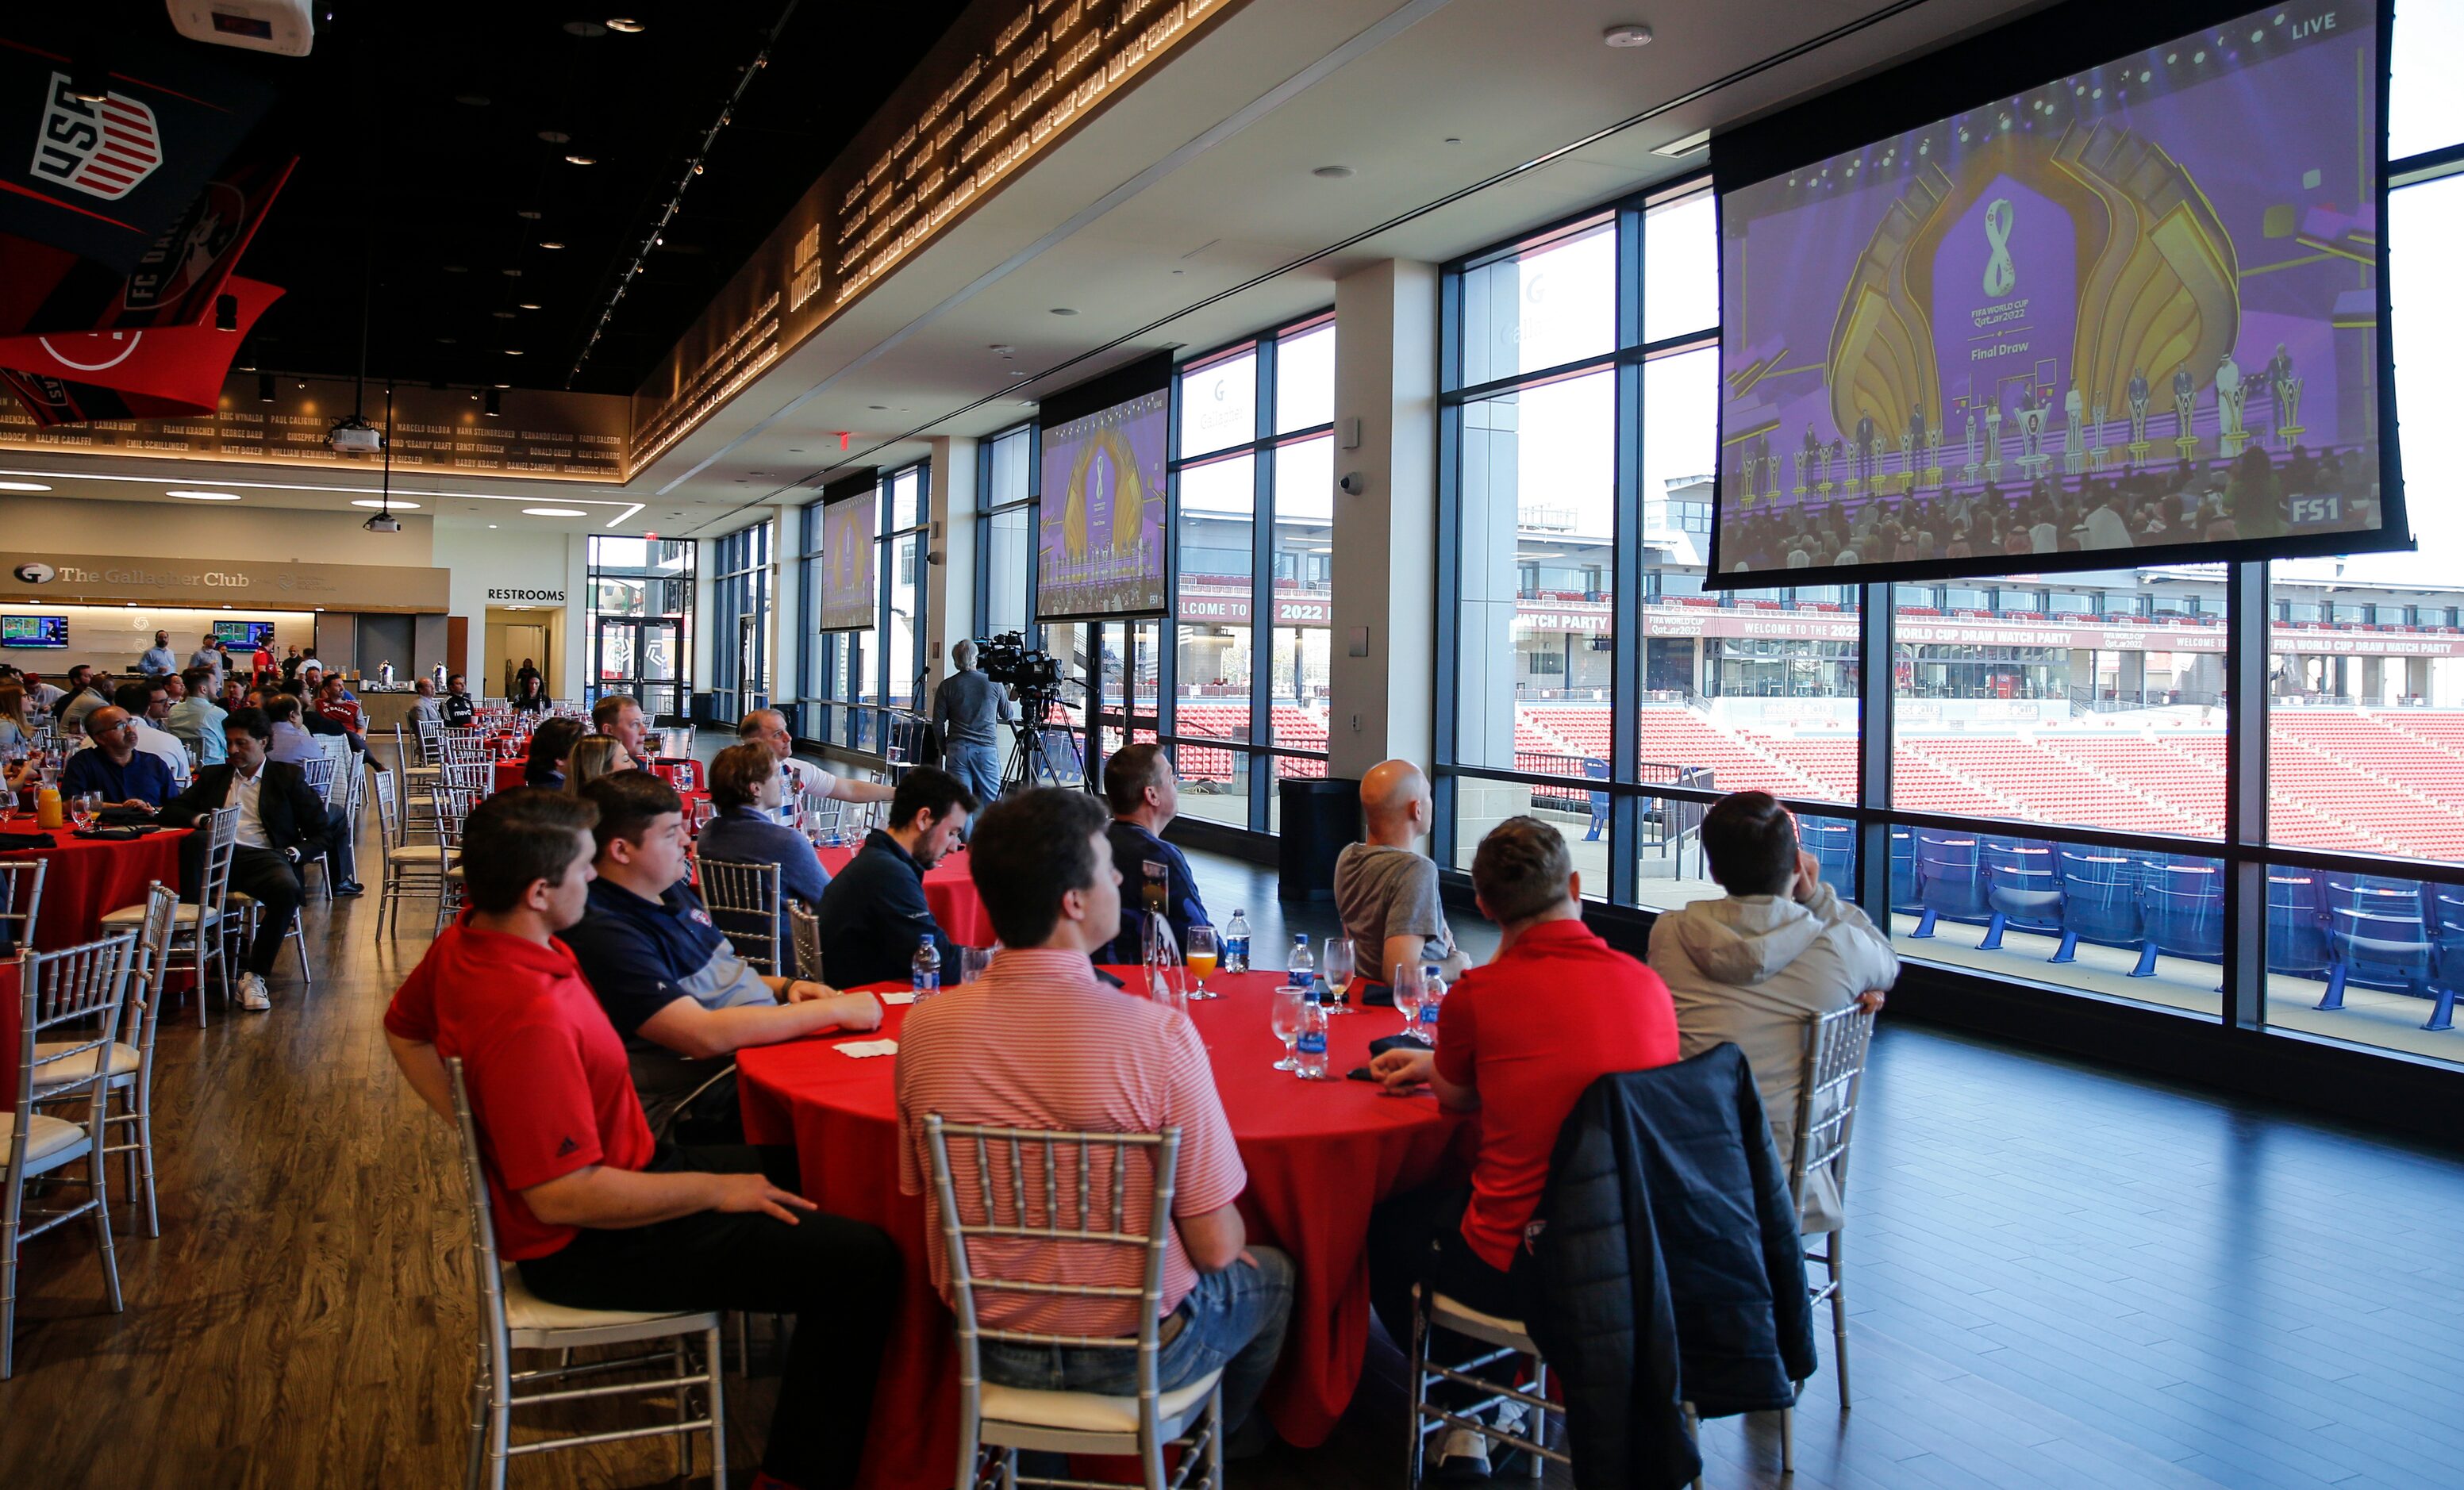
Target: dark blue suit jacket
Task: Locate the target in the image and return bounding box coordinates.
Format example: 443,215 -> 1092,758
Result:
815,829 -> 954,989
1091,818 -> 1210,964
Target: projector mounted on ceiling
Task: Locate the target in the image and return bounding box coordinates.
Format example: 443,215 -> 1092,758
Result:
328,414 -> 382,455
167,0 -> 316,56
362,510 -> 402,534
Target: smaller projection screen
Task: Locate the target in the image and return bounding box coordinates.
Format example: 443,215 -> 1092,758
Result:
1038,355 -> 1170,620
0,615 -> 67,648
1708,0 -> 2401,587
818,484 -> 878,632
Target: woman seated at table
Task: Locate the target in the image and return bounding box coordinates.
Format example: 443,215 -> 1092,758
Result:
0,681 -> 33,751
564,736 -> 627,797
698,740 -> 830,958
522,717 -> 585,790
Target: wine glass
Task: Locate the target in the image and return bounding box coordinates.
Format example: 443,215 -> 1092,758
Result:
1270,983 -> 1305,1071
1394,958 -> 1423,1033
69,791 -> 98,831
1324,937 -> 1355,1014
1186,926 -> 1219,1000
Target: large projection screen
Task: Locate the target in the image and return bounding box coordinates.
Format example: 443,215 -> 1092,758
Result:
1709,0 -> 2402,586
818,488 -> 878,632
1038,386 -> 1169,619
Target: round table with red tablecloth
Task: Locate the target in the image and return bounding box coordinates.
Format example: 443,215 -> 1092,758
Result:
815,842 -> 994,947
0,824 -> 189,953
736,969 -> 1472,1490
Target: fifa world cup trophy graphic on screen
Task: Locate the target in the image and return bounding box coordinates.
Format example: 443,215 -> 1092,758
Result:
1715,2 -> 2388,581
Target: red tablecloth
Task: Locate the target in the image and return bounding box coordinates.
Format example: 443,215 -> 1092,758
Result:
815,843 -> 994,948
490,758 -> 526,794
0,824 -> 189,950
736,969 -> 1472,1490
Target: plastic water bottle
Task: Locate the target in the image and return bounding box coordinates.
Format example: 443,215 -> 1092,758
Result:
1286,933 -> 1313,986
911,939 -> 942,1000
1223,910 -> 1251,974
1295,977 -> 1330,1080
1417,965 -> 1447,1041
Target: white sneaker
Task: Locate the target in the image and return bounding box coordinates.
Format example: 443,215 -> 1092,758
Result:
1436,1427 -> 1491,1480
236,973 -> 271,1012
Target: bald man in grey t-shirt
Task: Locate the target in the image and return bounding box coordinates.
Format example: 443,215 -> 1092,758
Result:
1333,760 -> 1470,989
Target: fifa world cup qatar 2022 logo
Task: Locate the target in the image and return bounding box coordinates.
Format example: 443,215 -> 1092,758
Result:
1981,198 -> 2016,298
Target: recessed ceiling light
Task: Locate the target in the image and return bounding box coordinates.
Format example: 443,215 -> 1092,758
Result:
351,499 -> 421,510
503,349 -> 525,356
1653,129 -> 1711,158
867,404 -> 887,410
540,240 -> 566,250
537,129 -> 571,144
168,490 -> 243,501
564,153 -> 597,166
0,480 -> 52,491
517,301 -> 542,310
605,17 -> 645,32
522,507 -> 586,517
1311,164 -> 1355,179
488,524 -> 498,528
1050,307 -> 1078,316
1603,23 -> 1654,48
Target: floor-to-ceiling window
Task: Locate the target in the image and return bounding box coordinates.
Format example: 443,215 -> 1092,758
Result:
586,536 -> 694,719
795,461 -> 930,757
706,522 -> 768,724
1438,99 -> 2464,1073
1167,312 -> 1334,834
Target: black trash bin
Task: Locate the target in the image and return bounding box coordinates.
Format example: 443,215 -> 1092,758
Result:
1278,776 -> 1360,903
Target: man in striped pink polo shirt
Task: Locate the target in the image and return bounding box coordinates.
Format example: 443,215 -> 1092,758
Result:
896,786 -> 1294,1440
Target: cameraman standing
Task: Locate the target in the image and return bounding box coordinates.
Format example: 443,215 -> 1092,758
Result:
933,639 -> 1017,805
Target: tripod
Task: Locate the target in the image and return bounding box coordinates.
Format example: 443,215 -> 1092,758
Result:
999,702 -> 1083,797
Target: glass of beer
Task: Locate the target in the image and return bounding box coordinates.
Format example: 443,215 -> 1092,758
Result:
1186,925 -> 1218,1000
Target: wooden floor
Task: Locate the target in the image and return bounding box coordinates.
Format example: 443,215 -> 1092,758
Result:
6,824 -> 2464,1488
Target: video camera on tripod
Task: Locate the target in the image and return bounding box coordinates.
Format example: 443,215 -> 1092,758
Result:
976,631 -> 1063,701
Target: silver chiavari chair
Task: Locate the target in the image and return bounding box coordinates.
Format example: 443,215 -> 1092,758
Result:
1789,1004 -> 1878,1415
0,860 -> 48,953
34,883 -> 176,1237
102,805 -> 237,1027
694,858 -> 782,976
925,1116 -> 1224,1490
450,1059 -> 725,1488
2,925 -> 140,1377
790,901 -> 824,983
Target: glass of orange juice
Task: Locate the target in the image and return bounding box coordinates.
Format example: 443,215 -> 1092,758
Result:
1186,925 -> 1219,1000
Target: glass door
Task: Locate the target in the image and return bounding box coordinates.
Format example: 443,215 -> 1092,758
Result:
595,616 -> 686,720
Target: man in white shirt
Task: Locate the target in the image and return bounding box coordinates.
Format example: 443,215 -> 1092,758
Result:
22,673 -> 63,713
139,631 -> 179,677
738,708 -> 892,824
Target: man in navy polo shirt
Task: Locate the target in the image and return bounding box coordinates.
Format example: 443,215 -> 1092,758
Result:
814,766 -> 974,990
562,770 -> 883,1142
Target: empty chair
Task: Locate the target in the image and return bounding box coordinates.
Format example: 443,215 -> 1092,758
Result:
2266,871 -> 2335,981
1888,828 -> 1917,914
790,900 -> 824,983
2319,877 -> 2447,1029
1977,836 -> 2062,950
3,927 -> 140,1377
0,859 -> 48,954
697,858 -> 783,976
1909,834 -> 1986,939
2052,850 -> 2141,963
1789,1004 -> 1878,1431
34,884 -> 177,1236
2131,855 -> 2224,978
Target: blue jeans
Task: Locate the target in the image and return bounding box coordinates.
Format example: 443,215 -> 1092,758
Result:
978,1246 -> 1294,1432
944,741 -> 1001,805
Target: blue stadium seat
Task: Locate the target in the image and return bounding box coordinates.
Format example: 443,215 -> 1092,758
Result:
1889,828 -> 1918,913
2131,855 -> 2224,978
2265,870 -> 2335,981
1803,816 -> 1856,898
1911,833 -> 1987,939
1978,836 -> 2063,950
2052,851 -> 2143,963
2432,889 -> 2464,1032
2319,877 -> 2449,1031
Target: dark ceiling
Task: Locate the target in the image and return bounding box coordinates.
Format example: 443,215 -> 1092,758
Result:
88,1 -> 972,397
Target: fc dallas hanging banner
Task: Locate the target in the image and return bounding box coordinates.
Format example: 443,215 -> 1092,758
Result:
0,274 -> 281,425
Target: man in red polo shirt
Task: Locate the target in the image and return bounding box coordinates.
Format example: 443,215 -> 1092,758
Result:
382,788 -> 898,1490
1368,814 -> 1679,1474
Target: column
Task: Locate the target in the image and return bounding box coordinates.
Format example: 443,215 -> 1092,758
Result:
1329,259 -> 1441,785
924,436 -> 982,694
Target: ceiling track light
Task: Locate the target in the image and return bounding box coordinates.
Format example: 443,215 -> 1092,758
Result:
567,17 -> 782,386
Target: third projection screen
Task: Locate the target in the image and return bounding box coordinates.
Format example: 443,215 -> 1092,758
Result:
1038,388 -> 1168,618
1714,1 -> 2390,582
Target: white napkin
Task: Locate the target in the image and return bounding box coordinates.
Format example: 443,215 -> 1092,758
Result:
879,992 -> 918,1006
836,1039 -> 901,1059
